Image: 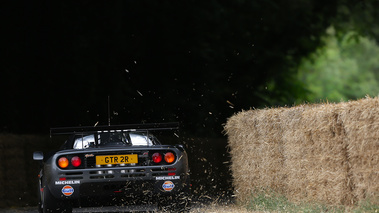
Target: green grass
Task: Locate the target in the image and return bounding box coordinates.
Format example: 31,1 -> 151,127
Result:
352,199 -> 379,213
247,192 -> 378,213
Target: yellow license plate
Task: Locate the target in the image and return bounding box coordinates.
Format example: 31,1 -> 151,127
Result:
96,154 -> 138,165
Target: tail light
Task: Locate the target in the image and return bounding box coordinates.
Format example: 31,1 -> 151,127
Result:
152,151 -> 176,164
71,156 -> 82,167
57,155 -> 82,169
58,157 -> 69,168
152,153 -> 162,163
164,152 -> 175,163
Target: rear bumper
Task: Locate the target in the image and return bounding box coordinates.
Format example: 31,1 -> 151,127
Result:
43,147 -> 190,201
45,166 -> 190,200
78,178 -> 189,197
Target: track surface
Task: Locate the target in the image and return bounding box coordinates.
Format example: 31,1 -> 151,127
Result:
0,203 -> 251,213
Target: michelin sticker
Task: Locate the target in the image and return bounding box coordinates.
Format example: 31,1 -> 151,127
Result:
61,185 -> 74,196
162,181 -> 175,192
155,176 -> 180,180
55,180 -> 80,185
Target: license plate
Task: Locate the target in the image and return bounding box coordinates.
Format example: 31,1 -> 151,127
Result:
96,154 -> 138,165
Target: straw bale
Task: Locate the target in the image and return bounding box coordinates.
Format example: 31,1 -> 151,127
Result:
225,97 -> 379,206
284,102 -> 353,205
339,97 -> 379,202
225,110 -> 258,203
226,106 -> 293,204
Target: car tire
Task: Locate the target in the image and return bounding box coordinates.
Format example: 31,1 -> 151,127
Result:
41,178 -> 73,213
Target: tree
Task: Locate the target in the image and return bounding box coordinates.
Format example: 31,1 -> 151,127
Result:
1,0 -> 347,135
298,27 -> 379,103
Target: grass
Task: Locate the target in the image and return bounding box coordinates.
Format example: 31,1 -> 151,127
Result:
247,192 -> 378,213
352,199 -> 379,213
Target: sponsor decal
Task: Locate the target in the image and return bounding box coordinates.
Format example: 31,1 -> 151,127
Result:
85,154 -> 94,158
55,180 -> 80,185
162,181 -> 175,192
155,176 -> 180,180
61,185 -> 74,196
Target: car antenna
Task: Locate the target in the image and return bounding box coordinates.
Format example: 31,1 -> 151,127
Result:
108,95 -> 111,126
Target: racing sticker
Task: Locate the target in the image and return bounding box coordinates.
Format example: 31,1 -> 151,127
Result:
156,176 -> 180,180
61,185 -> 74,196
55,180 -> 80,185
162,181 -> 175,192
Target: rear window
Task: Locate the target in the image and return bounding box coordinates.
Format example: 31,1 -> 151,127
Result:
73,131 -> 159,149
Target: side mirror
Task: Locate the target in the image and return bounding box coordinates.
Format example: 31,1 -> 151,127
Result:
33,151 -> 44,161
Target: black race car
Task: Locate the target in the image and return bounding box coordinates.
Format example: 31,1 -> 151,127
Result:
33,123 -> 191,212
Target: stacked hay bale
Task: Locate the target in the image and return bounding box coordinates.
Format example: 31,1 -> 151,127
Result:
284,103 -> 353,205
225,97 -> 379,206
226,108 -> 287,203
280,105 -> 314,203
340,98 -> 379,203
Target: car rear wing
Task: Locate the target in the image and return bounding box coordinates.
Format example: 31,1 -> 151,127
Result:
50,122 -> 180,136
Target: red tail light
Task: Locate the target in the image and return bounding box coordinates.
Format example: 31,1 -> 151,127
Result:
164,152 -> 175,163
58,157 -> 69,168
152,153 -> 162,163
71,156 -> 82,167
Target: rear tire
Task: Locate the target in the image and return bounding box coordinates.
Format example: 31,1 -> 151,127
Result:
41,178 -> 72,213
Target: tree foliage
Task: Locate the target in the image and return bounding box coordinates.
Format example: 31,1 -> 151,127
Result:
298,27 -> 379,103
3,0 -> 378,136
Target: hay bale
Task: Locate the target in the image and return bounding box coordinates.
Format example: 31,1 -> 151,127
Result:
340,98 -> 379,202
225,110 -> 258,204
225,97 -> 379,206
280,104 -> 315,203
225,107 -> 287,204
284,103 -> 353,205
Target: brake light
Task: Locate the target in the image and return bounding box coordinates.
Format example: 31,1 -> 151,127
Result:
58,157 -> 69,168
152,153 -> 162,163
71,156 -> 82,167
164,152 -> 175,163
